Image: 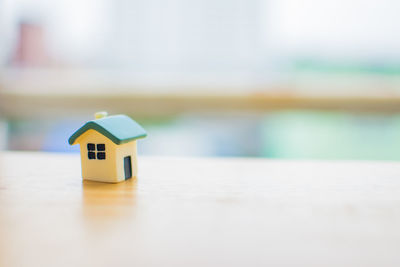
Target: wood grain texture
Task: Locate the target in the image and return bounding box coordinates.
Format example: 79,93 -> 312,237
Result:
1,151 -> 400,267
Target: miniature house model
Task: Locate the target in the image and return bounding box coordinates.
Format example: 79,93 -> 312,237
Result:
69,112 -> 147,183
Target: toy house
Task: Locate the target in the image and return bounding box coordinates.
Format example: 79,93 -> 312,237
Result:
68,112 -> 147,183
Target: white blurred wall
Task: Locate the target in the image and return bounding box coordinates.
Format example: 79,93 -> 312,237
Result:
265,0 -> 400,61
2,0 -> 400,68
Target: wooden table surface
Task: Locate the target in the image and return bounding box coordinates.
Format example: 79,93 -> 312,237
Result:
1,152 -> 400,267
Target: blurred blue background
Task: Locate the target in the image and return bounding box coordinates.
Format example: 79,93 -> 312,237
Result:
1,0 -> 400,159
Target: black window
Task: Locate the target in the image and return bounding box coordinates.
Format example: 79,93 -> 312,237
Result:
87,143 -> 106,160
97,144 -> 105,151
97,152 -> 106,160
87,143 -> 95,151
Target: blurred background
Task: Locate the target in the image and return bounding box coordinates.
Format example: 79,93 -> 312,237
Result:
1,0 -> 400,159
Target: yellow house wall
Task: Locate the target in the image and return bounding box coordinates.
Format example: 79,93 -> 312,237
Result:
73,129 -> 138,183
115,140 -> 138,180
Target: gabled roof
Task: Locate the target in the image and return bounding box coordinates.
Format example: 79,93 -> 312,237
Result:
69,115 -> 147,145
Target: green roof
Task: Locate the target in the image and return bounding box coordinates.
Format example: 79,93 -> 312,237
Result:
69,115 -> 147,145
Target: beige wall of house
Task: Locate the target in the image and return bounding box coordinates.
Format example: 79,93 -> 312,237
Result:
73,129 -> 137,183
115,140 -> 138,180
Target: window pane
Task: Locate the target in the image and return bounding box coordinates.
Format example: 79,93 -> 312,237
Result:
97,144 -> 105,151
87,143 -> 95,151
97,152 -> 106,160
88,152 -> 96,159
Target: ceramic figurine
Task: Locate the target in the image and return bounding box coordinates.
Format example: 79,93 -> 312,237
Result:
69,112 -> 147,183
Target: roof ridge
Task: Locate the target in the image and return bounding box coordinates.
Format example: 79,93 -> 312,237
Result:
69,115 -> 147,145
